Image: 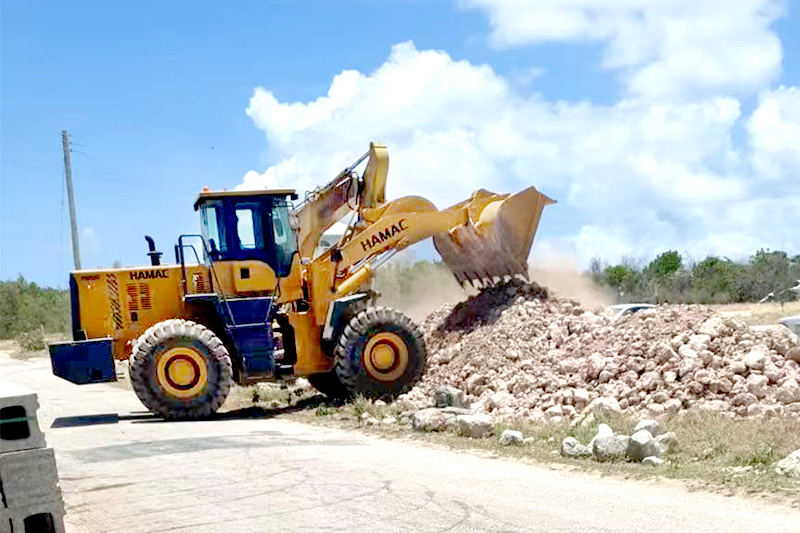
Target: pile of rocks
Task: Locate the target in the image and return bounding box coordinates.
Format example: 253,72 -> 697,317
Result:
561,419 -> 676,466
397,280 -> 800,421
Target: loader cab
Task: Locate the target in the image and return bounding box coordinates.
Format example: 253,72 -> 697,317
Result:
194,189 -> 299,277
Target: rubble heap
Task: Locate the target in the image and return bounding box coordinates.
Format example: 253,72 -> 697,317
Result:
398,281 -> 800,421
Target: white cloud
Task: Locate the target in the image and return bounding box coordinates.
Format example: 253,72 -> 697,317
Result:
462,0 -> 784,99
748,86 -> 800,182
240,21 -> 799,265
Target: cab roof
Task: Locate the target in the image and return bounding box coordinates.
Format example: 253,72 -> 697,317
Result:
194,188 -> 298,210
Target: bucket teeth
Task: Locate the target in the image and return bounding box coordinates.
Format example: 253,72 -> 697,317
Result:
434,186 -> 554,286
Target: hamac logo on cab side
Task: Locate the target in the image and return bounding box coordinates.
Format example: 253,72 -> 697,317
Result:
129,269 -> 169,281
360,219 -> 409,252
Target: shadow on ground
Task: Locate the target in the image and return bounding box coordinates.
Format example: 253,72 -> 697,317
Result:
51,395 -> 330,428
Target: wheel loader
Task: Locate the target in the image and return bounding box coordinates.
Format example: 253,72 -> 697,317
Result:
48,143 -> 554,418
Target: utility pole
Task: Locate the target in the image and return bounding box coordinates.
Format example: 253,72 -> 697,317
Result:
61,130 -> 81,270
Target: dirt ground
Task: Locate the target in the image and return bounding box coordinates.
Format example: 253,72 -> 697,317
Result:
710,301 -> 800,326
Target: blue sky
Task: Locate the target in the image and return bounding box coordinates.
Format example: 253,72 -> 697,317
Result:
2,0 -> 799,287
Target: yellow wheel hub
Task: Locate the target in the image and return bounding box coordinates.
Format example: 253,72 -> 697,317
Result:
363,332 -> 408,382
156,347 -> 208,399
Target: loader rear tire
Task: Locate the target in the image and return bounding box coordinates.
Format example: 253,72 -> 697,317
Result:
307,371 -> 348,399
129,319 -> 232,419
334,307 -> 426,400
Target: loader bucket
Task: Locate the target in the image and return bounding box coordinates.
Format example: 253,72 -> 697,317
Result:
433,187 -> 555,286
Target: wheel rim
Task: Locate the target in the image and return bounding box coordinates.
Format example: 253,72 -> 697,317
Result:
156,347 -> 208,398
363,332 -> 409,382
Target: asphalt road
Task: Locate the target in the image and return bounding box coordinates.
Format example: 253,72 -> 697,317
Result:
2,350 -> 799,533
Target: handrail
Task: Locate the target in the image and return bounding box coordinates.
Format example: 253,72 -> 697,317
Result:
177,234 -> 236,327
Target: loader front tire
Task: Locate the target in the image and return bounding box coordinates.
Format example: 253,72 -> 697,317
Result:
130,319 -> 232,419
334,307 -> 426,400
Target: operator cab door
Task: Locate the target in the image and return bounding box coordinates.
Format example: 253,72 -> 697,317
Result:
199,197 -> 297,296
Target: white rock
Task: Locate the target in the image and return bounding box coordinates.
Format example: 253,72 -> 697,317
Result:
455,413 -> 493,438
642,456 -> 664,467
694,369 -> 712,385
664,398 -> 683,415
640,372 -> 659,391
561,437 -> 591,458
592,435 -> 629,462
698,317 -> 726,338
688,334 -> 711,352
627,430 -> 662,461
434,385 -> 467,408
743,346 -> 768,371
746,374 -> 769,399
589,397 -> 622,419
588,423 -> 614,450
775,449 -> 800,478
545,404 -> 564,419
587,353 -> 606,379
764,364 -> 783,384
572,388 -> 590,406
729,360 -> 747,374
679,356 -> 701,378
678,345 -> 698,360
776,381 -> 800,404
655,431 -> 678,454
656,343 -> 678,363
412,408 -> 457,432
465,374 -> 487,394
633,419 -> 665,437
499,429 -> 524,446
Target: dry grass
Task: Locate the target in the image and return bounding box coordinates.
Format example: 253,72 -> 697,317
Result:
2,336 -> 67,361
711,301 -> 800,326
224,382 -> 319,412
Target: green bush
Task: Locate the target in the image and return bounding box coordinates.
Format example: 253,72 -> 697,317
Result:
17,329 -> 46,352
0,276 -> 69,339
591,249 -> 800,304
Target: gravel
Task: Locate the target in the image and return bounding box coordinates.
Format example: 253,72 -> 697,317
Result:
398,280 -> 799,421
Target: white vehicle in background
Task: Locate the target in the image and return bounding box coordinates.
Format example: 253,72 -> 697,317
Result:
780,315 -> 800,340
608,303 -> 656,322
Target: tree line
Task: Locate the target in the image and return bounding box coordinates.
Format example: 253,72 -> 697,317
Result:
589,249 -> 800,304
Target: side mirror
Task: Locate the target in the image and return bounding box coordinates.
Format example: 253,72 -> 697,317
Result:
208,238 -> 221,261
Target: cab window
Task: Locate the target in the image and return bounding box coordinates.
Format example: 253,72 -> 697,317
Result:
234,202 -> 264,251
270,201 -> 297,276
200,201 -> 226,258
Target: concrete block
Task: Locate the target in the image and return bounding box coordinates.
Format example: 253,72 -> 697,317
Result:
0,498 -> 66,533
0,380 -> 46,453
0,447 -> 62,509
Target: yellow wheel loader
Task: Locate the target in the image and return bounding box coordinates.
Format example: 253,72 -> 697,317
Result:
48,143 -> 554,418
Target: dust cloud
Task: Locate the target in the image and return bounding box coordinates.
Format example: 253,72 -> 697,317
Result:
375,263 -> 467,321
403,275 -> 467,321
528,254 -> 615,311
375,253 -> 613,320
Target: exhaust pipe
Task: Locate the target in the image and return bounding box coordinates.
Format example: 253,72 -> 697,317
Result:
144,235 -> 163,266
